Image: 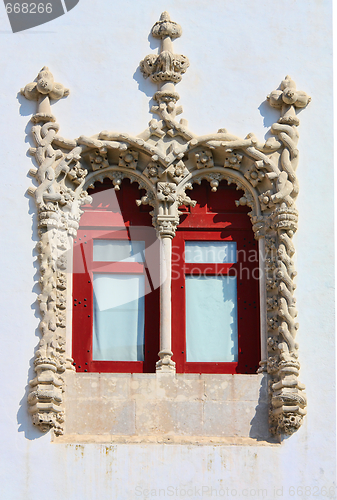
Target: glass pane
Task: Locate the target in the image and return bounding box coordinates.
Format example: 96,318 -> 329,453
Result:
92,273 -> 145,361
185,241 -> 237,263
186,276 -> 238,362
93,239 -> 145,263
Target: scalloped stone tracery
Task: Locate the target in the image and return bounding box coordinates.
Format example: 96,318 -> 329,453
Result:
23,11 -> 310,437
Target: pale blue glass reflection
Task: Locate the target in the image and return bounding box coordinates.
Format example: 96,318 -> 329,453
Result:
186,276 -> 238,362
93,239 -> 145,263
92,273 -> 145,361
185,241 -> 237,263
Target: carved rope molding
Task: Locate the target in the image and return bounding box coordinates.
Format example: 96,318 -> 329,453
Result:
22,12 -> 310,437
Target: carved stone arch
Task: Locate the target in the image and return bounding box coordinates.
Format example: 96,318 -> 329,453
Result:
186,166 -> 261,217
23,12 -> 310,437
83,166 -> 157,206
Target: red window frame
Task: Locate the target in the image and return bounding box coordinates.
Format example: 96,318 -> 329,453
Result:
72,181 -> 159,373
72,179 -> 260,374
171,181 -> 261,374
172,230 -> 260,374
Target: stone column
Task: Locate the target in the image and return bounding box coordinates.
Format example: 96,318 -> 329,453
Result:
258,237 -> 267,369
156,235 -> 175,372
251,216 -> 268,372
154,211 -> 178,373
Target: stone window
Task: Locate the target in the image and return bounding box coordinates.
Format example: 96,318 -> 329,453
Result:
23,12 -> 310,437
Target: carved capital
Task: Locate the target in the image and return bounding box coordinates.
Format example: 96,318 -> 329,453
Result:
272,207 -> 298,234
153,215 -> 179,238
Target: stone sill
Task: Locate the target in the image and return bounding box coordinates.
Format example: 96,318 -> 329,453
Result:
63,372 -> 271,442
53,434 -> 280,445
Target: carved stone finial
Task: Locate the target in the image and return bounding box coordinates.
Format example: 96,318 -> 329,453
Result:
21,66 -> 69,101
151,11 -> 182,39
267,76 -> 311,125
21,67 -> 69,122
140,12 -> 189,104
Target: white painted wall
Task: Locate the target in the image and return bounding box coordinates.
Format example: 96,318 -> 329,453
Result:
0,0 -> 335,498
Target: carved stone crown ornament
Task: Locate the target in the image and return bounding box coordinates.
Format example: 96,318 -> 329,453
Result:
22,12 -> 311,437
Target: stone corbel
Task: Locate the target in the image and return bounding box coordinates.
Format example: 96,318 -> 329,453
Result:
23,12 -> 310,437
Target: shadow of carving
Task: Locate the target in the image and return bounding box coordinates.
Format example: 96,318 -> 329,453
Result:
249,372 -> 280,443
133,31 -> 163,120
17,90 -> 36,118
258,99 -> 280,139
16,186 -> 44,440
17,349 -> 43,441
133,66 -> 158,123
16,88 -> 43,438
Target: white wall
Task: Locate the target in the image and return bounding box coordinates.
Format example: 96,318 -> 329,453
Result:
0,0 -> 335,499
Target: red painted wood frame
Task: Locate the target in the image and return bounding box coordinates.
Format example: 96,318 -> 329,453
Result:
73,179 -> 260,374
171,180 -> 260,374
72,180 -> 160,373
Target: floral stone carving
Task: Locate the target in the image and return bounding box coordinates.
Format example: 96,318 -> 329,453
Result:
140,11 -> 189,86
23,12 -> 310,437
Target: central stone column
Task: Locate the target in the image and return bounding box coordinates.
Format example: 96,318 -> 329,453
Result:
156,234 -> 175,372
139,11 -> 190,373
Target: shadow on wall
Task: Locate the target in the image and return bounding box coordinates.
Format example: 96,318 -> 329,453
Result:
17,90 -> 36,119
258,99 -> 280,137
249,372 -> 277,442
16,179 -> 44,440
17,351 -> 44,441
133,31 -> 166,121
133,65 -> 158,122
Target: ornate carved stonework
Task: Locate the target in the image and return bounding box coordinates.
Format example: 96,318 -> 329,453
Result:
23,12 -> 310,437
140,12 -> 189,86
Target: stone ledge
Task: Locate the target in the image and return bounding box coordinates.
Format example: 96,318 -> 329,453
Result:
53,434 -> 280,445
64,372 -> 269,440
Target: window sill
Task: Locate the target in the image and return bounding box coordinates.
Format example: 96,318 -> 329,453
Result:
58,372 -> 275,443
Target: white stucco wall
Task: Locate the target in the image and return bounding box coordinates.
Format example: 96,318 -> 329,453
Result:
0,0 -> 335,499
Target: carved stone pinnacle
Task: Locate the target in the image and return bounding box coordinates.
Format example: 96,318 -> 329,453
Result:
140,12 -> 189,103
21,67 -> 69,123
151,11 -> 182,40
267,76 -> 311,126
21,66 -> 69,102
